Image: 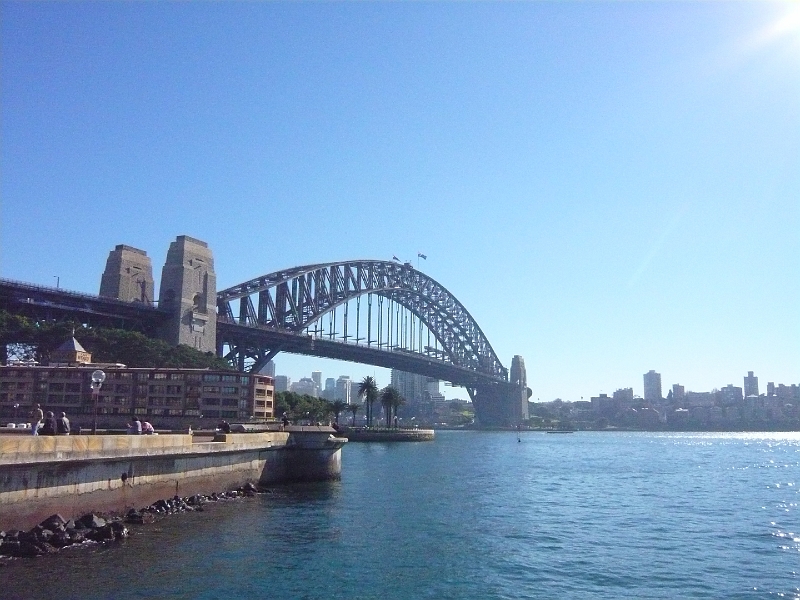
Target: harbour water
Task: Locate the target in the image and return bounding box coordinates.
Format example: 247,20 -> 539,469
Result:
3,431 -> 799,599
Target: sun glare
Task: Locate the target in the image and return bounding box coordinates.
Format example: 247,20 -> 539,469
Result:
747,3 -> 800,54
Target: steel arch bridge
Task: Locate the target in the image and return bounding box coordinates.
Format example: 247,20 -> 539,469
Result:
216,260 -> 508,388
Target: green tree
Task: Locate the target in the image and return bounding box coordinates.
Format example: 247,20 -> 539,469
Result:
0,310 -> 231,370
358,376 -> 379,427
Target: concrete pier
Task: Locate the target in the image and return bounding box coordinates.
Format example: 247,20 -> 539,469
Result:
339,427 -> 435,442
0,428 -> 345,531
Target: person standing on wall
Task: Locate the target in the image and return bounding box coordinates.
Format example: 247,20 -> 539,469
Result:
40,411 -> 58,436
57,412 -> 70,435
29,403 -> 43,436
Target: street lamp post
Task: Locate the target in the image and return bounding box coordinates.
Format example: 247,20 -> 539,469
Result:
91,369 -> 106,435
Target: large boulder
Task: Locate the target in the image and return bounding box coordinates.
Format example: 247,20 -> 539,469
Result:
76,513 -> 107,530
39,514 -> 67,532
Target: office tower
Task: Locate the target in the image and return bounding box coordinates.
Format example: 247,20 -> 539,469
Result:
312,371 -> 322,392
274,375 -> 290,392
260,360 -> 276,377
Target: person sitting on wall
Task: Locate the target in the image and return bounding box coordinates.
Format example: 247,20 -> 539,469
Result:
127,416 -> 143,435
56,412 -> 70,435
30,403 -> 44,436
141,421 -> 155,435
219,420 -> 231,433
40,411 -> 58,436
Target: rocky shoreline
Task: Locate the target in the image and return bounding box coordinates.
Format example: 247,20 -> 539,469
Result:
0,482 -> 262,559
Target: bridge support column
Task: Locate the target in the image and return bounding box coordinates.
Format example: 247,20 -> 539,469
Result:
158,236 -> 217,353
471,355 -> 530,428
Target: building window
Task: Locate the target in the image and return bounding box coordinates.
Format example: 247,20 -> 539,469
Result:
153,373 -> 167,380
203,374 -> 221,382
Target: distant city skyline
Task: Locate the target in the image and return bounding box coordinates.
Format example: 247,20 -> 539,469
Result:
2,2 -> 797,401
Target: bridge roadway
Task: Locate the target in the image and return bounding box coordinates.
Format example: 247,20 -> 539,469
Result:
216,317 -> 507,388
0,278 -> 507,388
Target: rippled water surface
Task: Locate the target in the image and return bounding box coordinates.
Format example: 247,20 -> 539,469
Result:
3,431 -> 799,599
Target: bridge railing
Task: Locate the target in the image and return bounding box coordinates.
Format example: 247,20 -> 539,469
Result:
0,278 -> 165,312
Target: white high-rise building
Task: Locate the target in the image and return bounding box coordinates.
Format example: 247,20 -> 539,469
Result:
744,371 -> 759,397
312,371 -> 322,392
335,376 -> 351,403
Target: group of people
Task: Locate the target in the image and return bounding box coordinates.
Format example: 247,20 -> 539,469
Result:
28,404 -> 158,435
126,416 -> 156,435
29,404 -> 70,435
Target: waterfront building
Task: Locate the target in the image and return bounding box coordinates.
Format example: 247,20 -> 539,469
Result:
643,370 -> 662,402
744,371 -> 759,397
0,364 -> 274,424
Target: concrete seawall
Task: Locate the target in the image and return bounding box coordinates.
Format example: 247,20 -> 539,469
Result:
0,428 -> 345,531
340,428 -> 435,442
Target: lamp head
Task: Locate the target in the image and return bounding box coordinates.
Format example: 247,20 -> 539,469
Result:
91,370 -> 106,384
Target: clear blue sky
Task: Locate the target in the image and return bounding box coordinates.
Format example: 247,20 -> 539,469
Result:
2,1 -> 798,401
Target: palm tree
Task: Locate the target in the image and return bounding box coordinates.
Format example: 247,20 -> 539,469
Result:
347,402 -> 361,426
390,391 -> 405,427
358,376 -> 378,427
330,400 -> 348,425
380,386 -> 402,428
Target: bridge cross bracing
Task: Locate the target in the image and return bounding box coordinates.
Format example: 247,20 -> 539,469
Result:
216,260 -> 508,386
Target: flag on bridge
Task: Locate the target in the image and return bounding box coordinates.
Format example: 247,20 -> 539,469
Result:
418,253 -> 427,260
392,255 -> 400,262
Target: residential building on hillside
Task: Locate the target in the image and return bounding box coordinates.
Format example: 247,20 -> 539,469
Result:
744,371 -> 759,397
643,370 -> 662,402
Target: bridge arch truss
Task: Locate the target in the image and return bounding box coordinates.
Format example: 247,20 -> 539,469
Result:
216,260 -> 507,384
